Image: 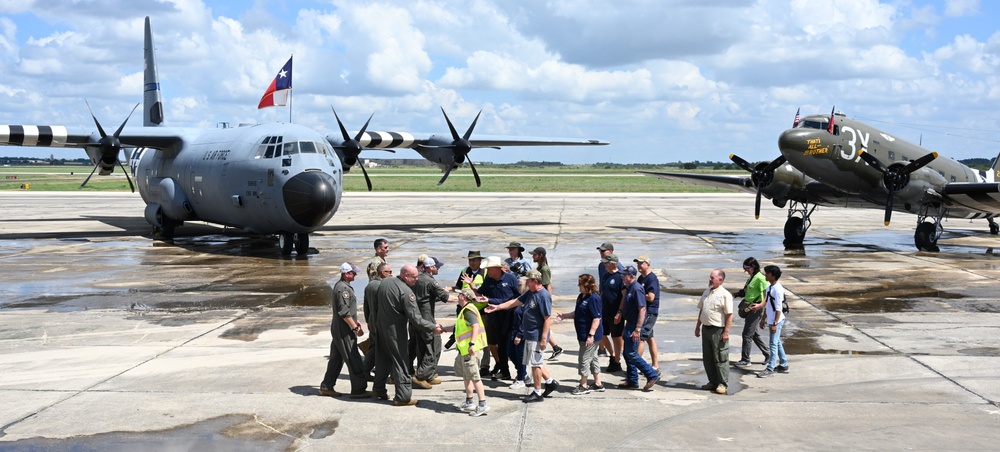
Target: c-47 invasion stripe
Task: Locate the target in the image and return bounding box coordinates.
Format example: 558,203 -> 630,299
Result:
360,131 -> 415,149
0,125 -> 73,146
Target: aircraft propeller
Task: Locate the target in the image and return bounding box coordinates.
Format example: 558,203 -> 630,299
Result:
730,154 -> 787,219
419,108 -> 500,187
331,108 -> 376,191
858,150 -> 938,226
81,101 -> 138,192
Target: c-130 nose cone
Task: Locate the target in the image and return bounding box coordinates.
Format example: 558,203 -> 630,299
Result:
282,171 -> 337,228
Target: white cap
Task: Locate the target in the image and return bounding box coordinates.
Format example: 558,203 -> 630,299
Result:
340,262 -> 360,274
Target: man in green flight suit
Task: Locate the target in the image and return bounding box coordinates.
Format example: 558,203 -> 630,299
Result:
413,257 -> 454,388
372,264 -> 442,406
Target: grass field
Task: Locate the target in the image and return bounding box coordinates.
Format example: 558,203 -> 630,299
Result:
0,165 -> 738,193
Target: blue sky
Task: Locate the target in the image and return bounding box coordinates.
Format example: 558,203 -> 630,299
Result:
1,0 -> 999,164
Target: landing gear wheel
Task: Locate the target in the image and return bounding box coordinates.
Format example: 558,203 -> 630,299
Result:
783,216 -> 805,247
160,218 -> 176,241
294,233 -> 310,255
914,222 -> 939,252
990,219 -> 999,235
279,233 -> 294,255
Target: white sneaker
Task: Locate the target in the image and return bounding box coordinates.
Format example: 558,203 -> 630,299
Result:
509,380 -> 526,390
470,404 -> 490,417
459,401 -> 476,412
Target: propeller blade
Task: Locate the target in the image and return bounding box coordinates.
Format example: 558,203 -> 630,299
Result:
79,164 -> 100,189
359,160 -> 373,192
85,100 -> 108,138
113,103 -> 140,138
857,150 -> 887,174
332,107 -> 352,142
884,193 -> 894,226
437,167 -> 453,186
755,186 -> 763,219
763,155 -> 787,172
468,158 -> 481,187
116,158 -> 136,193
354,112 -> 374,142
441,107 -> 461,141
463,110 -> 482,141
729,154 -> 754,173
900,152 -> 938,175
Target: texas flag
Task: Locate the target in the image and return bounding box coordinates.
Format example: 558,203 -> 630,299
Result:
258,56 -> 292,109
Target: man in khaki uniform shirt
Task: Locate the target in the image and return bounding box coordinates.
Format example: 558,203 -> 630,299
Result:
695,269 -> 733,395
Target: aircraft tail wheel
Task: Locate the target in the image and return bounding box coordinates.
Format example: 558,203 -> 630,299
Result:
783,216 -> 805,247
279,233 -> 294,255
295,233 -> 310,255
990,221 -> 999,235
914,222 -> 939,252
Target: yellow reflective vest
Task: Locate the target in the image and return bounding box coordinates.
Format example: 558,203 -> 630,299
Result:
455,303 -> 488,356
458,267 -> 485,290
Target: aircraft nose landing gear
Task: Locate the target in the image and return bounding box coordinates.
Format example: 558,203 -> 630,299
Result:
278,232 -> 310,255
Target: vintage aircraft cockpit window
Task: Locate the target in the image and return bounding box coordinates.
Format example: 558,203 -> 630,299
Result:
283,141 -> 300,155
798,120 -> 839,135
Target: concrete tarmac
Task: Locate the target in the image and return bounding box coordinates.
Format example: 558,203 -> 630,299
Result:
1,191 -> 999,450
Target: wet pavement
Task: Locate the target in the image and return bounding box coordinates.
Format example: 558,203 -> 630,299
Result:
1,191 -> 1000,450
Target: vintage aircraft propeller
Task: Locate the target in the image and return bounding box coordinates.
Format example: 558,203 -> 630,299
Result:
730,154 -> 787,219
858,150 -> 938,226
419,108 -> 500,187
81,101 -> 138,192
331,108 -> 376,191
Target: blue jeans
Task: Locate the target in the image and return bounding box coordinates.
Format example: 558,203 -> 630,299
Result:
507,336 -> 527,381
623,328 -> 658,384
766,319 -> 788,371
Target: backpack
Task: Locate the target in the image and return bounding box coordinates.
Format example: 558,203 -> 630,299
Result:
767,286 -> 789,315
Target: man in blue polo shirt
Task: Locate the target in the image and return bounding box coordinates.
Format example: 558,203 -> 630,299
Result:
599,253 -> 625,373
485,270 -> 559,403
476,255 -> 520,380
617,266 -> 660,391
634,256 -> 660,370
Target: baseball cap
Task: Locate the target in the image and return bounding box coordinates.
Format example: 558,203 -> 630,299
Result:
601,253 -> 619,263
525,269 -> 543,280
633,256 -> 651,264
528,246 -> 546,256
340,262 -> 360,274
622,265 -> 638,276
597,242 -> 614,252
423,257 -> 444,268
460,288 -> 476,300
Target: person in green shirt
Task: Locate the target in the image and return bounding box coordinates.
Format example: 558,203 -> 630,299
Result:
734,257 -> 770,367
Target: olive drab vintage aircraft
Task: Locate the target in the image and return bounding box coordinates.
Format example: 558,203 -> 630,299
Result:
0,17 -> 607,255
642,109 -> 1000,252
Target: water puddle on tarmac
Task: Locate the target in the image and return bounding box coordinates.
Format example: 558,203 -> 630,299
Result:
1,414 -> 339,451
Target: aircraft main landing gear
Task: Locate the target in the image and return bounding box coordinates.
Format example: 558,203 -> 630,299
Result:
914,204 -> 945,252
783,201 -> 816,248
989,217 -> 999,235
278,232 -> 311,255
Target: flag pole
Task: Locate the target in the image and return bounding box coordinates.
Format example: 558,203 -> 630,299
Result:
289,55 -> 293,123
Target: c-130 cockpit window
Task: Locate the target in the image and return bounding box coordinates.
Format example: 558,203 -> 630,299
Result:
255,137 -> 328,159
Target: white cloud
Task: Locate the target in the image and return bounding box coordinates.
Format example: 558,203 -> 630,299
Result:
944,0 -> 979,17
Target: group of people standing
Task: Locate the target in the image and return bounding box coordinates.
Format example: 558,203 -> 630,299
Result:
318,237 -> 790,416
697,257 -> 790,395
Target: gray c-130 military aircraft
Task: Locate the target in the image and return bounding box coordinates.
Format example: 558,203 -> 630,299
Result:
0,17 -> 607,255
642,110 -> 1000,252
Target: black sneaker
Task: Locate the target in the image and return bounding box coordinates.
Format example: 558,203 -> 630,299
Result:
776,365 -> 789,373
598,348 -> 609,357
733,360 -> 751,367
606,361 -> 623,373
542,380 -> 560,397
479,368 -> 491,378
592,383 -> 606,392
523,392 -> 544,403
549,346 -> 564,360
